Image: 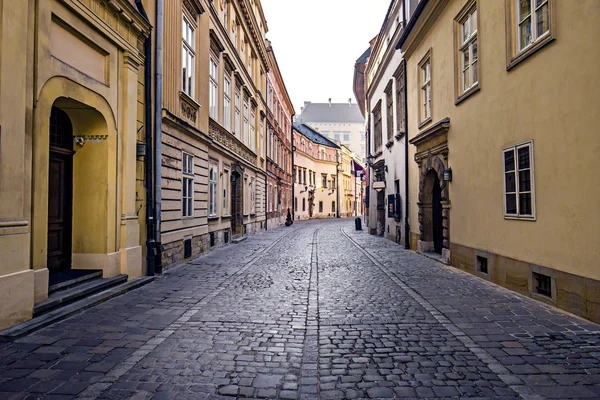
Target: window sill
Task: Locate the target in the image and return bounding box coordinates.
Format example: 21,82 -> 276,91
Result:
208,215 -> 219,220
418,117 -> 432,130
395,131 -> 405,141
385,140 -> 394,149
507,34 -> 555,71
455,83 -> 480,105
504,215 -> 536,221
221,214 -> 232,218
179,91 -> 201,110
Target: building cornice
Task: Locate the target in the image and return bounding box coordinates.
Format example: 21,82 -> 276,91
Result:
409,117 -> 450,147
398,0 -> 448,59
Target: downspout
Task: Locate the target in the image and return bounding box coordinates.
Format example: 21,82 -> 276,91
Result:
402,1 -> 410,250
154,0 -> 164,271
264,86 -> 268,230
291,115 -> 295,220
134,0 -> 155,276
336,150 -> 340,218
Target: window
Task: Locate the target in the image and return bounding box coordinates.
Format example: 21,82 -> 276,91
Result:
182,17 -> 195,98
223,76 -> 231,130
331,176 -> 336,190
302,198 -> 306,212
182,152 -> 194,218
319,201 -> 323,213
373,101 -> 382,152
321,174 -> 327,189
243,101 -> 249,146
477,255 -> 488,274
333,132 -> 340,141
209,58 -> 218,120
533,271 -> 552,298
234,91 -> 241,138
259,121 -> 264,158
331,201 -> 336,213
503,141 -> 535,218
250,109 -> 256,152
457,3 -> 478,96
250,178 -> 255,214
419,51 -> 432,124
385,82 -> 394,142
209,163 -> 218,216
394,66 -> 405,135
506,0 -> 554,69
343,132 -> 350,142
223,169 -> 229,214
295,197 -> 298,212
517,0 -> 549,52
303,169 -> 307,185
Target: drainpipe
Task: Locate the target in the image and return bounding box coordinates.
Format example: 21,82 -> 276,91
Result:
264,86 -> 269,231
336,150 -> 340,218
291,115 -> 295,220
402,2 -> 410,250
154,0 -> 164,271
134,0 -> 155,276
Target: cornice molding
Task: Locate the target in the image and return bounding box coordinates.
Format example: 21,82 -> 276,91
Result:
409,117 -> 450,147
401,0 -> 448,59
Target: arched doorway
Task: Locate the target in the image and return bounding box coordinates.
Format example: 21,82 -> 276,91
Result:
47,107 -> 74,270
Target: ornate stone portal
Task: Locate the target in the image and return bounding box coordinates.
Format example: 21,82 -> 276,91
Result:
409,118 -> 451,263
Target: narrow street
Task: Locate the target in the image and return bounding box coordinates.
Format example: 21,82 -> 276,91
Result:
1,219 -> 600,400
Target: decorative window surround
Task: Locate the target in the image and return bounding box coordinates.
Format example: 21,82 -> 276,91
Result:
503,140 -> 535,220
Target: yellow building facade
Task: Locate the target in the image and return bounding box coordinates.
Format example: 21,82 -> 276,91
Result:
401,0 -> 600,321
0,0 -> 150,330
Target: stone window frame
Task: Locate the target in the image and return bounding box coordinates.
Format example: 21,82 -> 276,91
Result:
222,166 -> 230,216
209,57 -> 219,120
181,14 -> 196,99
385,80 -> 394,145
505,0 -> 555,71
182,151 -> 194,218
208,161 -> 219,217
454,0 -> 481,105
223,75 -> 232,131
502,140 -> 536,220
372,100 -> 383,153
528,264 -> 557,304
393,63 -> 406,139
473,249 -> 495,281
418,49 -> 432,128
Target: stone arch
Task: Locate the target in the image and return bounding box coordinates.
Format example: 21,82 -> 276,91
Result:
32,76 -> 118,272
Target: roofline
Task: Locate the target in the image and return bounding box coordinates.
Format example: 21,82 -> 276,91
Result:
266,44 -> 295,113
292,123 -> 341,149
396,0 -> 430,50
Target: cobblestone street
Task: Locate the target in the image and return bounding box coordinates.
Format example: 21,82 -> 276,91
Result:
1,219 -> 600,399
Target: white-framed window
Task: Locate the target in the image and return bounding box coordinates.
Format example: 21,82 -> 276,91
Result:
182,16 -> 195,98
419,52 -> 432,123
235,91 -> 241,138
459,6 -> 478,92
223,76 -> 231,130
250,178 -> 256,214
259,121 -> 264,158
182,152 -> 194,218
503,141 -> 535,219
243,101 -> 249,146
517,0 -> 549,52
209,58 -> 219,120
223,168 -> 229,214
209,162 -> 218,216
250,109 -> 256,152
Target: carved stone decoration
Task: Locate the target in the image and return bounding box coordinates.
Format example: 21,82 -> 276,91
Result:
209,29 -> 225,55
183,0 -> 205,19
209,120 -> 256,166
179,92 -> 200,124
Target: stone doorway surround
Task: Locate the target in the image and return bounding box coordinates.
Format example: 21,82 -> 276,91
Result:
409,118 -> 451,263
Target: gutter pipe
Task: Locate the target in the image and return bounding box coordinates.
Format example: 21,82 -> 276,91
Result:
402,1 -> 410,250
134,0 -> 155,276
154,0 -> 164,272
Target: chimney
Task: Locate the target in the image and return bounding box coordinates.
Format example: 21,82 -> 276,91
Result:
348,98 -> 352,107
300,106 -> 304,114
328,98 -> 332,107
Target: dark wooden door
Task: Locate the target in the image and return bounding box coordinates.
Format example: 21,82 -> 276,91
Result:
432,175 -> 443,254
231,172 -> 243,234
47,149 -> 73,270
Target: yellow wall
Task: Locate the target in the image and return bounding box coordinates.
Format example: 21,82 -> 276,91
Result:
406,0 -> 600,279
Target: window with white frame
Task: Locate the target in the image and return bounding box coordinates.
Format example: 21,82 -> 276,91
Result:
503,141 -> 535,218
209,163 -> 218,216
243,101 -> 249,146
209,58 -> 218,120
223,76 -> 231,130
250,109 -> 256,152
182,152 -> 194,218
235,91 -> 241,138
250,178 -> 255,214
182,17 -> 195,98
259,121 -> 264,158
517,0 -> 549,52
459,4 -> 478,93
223,168 -> 229,214
419,52 -> 432,123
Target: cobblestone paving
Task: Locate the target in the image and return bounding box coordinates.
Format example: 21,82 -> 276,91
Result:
1,219 -> 599,399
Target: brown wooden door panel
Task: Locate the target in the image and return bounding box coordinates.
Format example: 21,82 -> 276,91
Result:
47,152 -> 73,270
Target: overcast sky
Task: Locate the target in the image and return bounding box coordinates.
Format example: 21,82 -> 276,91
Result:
261,0 -> 391,114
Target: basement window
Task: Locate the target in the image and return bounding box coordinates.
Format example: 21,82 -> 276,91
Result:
184,238 -> 192,259
533,272 -> 552,298
209,232 -> 215,248
224,231 -> 229,244
476,256 -> 488,274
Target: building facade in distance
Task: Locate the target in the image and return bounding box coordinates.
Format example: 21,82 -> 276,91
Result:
399,0 -> 600,322
297,100 -> 366,163
266,41 -> 294,229
292,123 -> 341,220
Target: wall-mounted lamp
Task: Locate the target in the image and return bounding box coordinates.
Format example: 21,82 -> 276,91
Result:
443,168 -> 453,182
366,155 -> 375,166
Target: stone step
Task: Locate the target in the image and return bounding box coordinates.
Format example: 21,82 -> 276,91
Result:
48,270 -> 103,295
34,275 -> 129,318
0,276 -> 154,341
232,234 -> 247,244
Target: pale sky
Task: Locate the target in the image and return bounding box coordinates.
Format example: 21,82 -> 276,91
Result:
261,0 -> 391,114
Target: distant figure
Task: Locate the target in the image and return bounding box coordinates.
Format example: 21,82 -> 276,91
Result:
285,208 -> 293,226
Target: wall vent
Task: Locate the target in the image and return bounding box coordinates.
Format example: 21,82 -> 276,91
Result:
533,272 -> 552,298
476,256 -> 488,274
184,238 -> 192,259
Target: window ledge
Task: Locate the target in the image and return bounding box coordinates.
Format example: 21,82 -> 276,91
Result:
504,215 -> 536,221
418,117 -> 432,130
395,131 -> 405,141
455,83 -> 480,105
385,140 -> 394,149
221,214 -> 232,218
208,215 -> 219,220
179,91 -> 201,110
507,35 -> 555,71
